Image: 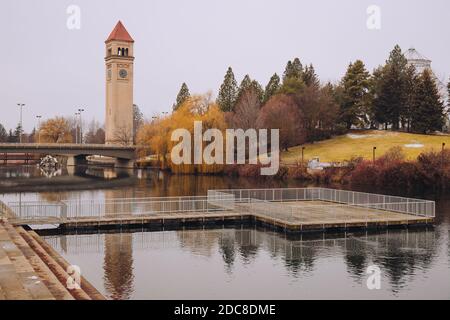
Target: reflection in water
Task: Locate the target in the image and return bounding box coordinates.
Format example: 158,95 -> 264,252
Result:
103,233 -> 134,300
43,227 -> 445,300
103,189 -> 134,300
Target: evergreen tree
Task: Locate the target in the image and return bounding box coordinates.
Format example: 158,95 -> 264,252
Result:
372,45 -> 409,130
13,124 -> 22,142
411,69 -> 445,133
283,61 -> 293,81
339,60 -> 371,129
217,67 -> 238,112
283,58 -> 303,81
0,123 -> 7,142
280,58 -> 305,94
291,58 -> 303,79
263,73 -> 281,103
447,78 -> 450,108
302,64 -> 320,88
402,65 -> 418,132
236,75 -> 264,106
237,75 -> 252,101
7,128 -> 18,143
250,80 -> 264,103
173,83 -> 190,111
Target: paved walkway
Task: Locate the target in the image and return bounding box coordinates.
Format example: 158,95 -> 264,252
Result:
0,221 -> 56,299
0,220 -> 105,300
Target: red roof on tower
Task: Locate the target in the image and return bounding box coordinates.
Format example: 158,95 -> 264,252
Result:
105,21 -> 134,43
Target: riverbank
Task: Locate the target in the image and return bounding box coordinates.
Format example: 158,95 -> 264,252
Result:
140,148 -> 450,194
0,165 -> 138,194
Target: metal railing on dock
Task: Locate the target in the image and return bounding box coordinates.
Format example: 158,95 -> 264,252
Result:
5,195 -> 246,223
209,188 -> 435,218
4,188 -> 435,225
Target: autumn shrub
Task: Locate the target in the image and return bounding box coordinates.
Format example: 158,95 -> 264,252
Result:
377,161 -> 422,191
348,148 -> 449,192
415,149 -> 450,191
288,166 -> 313,180
349,161 -> 381,187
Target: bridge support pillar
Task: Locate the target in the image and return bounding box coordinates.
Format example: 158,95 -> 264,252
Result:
67,155 -> 88,167
114,158 -> 135,169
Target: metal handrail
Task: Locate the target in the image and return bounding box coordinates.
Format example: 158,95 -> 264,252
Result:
5,188 -> 436,223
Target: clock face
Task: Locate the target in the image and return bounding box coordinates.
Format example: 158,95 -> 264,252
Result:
119,69 -> 128,79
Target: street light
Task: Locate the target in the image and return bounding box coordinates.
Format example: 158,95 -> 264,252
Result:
373,147 -> 377,162
75,112 -> 81,144
36,115 -> 42,143
301,147 -> 306,168
77,108 -> 85,144
17,103 -> 25,143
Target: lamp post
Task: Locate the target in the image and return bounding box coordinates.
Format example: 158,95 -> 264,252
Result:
75,112 -> 80,144
373,147 -> 377,163
36,115 -> 42,143
301,147 -> 306,168
17,103 -> 25,143
78,108 -> 85,144
442,142 -> 446,170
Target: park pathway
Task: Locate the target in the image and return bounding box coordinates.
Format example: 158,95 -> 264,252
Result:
0,220 -> 104,300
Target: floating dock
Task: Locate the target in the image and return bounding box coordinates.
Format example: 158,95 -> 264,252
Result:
2,188 -> 435,233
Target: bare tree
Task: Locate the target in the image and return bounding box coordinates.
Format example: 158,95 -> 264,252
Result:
257,94 -> 305,151
133,104 -> 144,144
85,120 -> 105,144
229,89 -> 261,129
113,126 -> 133,146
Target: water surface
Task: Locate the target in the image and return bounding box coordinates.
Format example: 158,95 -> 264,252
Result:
1,165 -> 449,299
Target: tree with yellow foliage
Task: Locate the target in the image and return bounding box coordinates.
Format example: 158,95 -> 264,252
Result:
137,94 -> 227,173
39,117 -> 73,143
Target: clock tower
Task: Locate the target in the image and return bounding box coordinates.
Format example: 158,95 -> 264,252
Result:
105,21 -> 134,145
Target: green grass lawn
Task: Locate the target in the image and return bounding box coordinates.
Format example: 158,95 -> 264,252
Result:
281,130 -> 450,164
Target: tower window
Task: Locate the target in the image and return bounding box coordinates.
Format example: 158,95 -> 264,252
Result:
118,47 -> 122,56
108,48 -> 112,56
125,48 -> 129,56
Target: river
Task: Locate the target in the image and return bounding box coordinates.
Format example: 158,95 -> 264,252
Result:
0,165 -> 449,299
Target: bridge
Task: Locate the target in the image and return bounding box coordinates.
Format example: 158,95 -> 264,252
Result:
0,143 -> 136,168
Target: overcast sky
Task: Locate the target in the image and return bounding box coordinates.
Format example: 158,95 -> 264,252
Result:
1,0 -> 449,132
